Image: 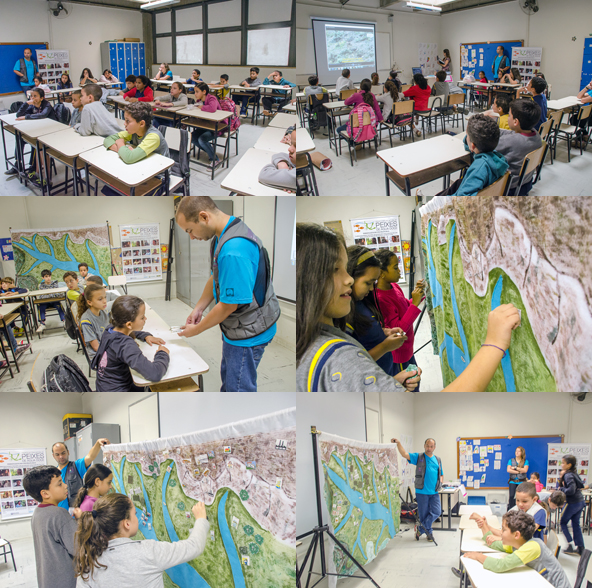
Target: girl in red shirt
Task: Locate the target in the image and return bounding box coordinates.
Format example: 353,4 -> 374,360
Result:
403,73 -> 432,136
123,75 -> 154,103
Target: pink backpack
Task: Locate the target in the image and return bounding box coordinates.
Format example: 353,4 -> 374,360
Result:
346,102 -> 377,143
219,97 -> 241,135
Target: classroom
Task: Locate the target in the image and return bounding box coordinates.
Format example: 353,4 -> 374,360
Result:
296,392 -> 592,588
294,0 -> 592,196
295,195 -> 592,392
0,0 -> 297,196
0,195 -> 296,392
0,391 -> 296,588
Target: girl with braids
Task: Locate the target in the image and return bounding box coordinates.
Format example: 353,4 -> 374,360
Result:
296,223 -> 521,392
78,283 -> 109,359
335,78 -> 383,135
92,295 -> 170,392
376,80 -> 400,123
75,493 -> 209,587
73,464 -> 113,512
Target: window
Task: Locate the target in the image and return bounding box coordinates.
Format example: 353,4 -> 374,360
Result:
247,28 -> 291,66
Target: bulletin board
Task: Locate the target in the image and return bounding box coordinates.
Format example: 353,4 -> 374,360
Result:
0,43 -> 48,95
457,434 -> 563,490
459,40 -> 523,79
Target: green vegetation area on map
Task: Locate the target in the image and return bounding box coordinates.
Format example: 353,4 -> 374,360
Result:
326,30 -> 374,65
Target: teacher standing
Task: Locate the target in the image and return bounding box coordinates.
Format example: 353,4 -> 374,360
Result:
492,46 -> 510,82
507,446 -> 529,510
437,49 -> 452,74
13,48 -> 38,98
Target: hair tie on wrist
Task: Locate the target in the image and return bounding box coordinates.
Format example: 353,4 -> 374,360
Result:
481,343 -> 506,358
92,510 -> 98,519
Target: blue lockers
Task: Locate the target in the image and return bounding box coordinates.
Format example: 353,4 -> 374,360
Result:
100,42 -> 146,82
582,38 -> 592,91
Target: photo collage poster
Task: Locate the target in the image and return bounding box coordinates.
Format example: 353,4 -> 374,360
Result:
418,43 -> 438,76
547,443 -> 590,489
119,223 -> 163,282
511,47 -> 543,84
35,49 -> 70,91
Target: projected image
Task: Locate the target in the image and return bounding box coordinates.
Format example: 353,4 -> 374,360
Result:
325,25 -> 376,71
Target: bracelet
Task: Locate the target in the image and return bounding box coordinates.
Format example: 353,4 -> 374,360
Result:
481,343 -> 506,358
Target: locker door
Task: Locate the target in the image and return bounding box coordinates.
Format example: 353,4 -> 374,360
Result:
124,43 -> 132,78
117,42 -> 125,77
109,43 -> 118,73
132,43 -> 139,76
139,43 -> 146,76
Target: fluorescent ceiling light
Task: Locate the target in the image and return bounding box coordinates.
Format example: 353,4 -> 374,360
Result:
140,0 -> 180,9
406,2 -> 442,11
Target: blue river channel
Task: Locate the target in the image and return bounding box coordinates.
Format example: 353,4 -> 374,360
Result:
111,456 -> 244,587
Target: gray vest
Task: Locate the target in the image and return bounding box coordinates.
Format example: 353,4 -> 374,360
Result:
509,457 -> 527,482
524,538 -> 571,588
414,453 -> 443,493
210,218 -> 280,341
19,58 -> 38,85
131,125 -> 170,158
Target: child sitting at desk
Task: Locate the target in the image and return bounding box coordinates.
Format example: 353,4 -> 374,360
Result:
75,84 -> 122,137
119,75 -> 136,96
1,276 -> 28,328
463,510 -> 570,588
153,81 -> 188,128
80,68 -> 98,85
77,283 -> 109,359
92,295 -> 170,392
104,102 -> 170,164
431,70 -> 450,104
29,75 -> 51,98
154,62 -> 173,81
483,93 -> 511,130
123,75 -> 154,103
209,74 -> 230,98
500,67 -> 521,86
304,75 -> 328,98
258,129 -> 296,191
233,67 -> 261,117
186,69 -> 203,88
376,80 -> 400,122
37,269 -> 65,332
335,79 -> 383,135
86,275 -> 121,312
100,69 -> 119,84
57,73 -> 73,94
403,73 -> 432,136
261,70 -> 296,116
189,82 -> 224,170
530,472 -> 545,492
336,68 -> 354,96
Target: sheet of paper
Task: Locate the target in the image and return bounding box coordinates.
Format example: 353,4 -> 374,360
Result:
474,439 -> 480,445
488,446 -> 494,453
494,445 -> 501,451
495,452 -> 502,460
479,59 -> 484,67
467,476 -> 473,482
467,480 -> 474,488
481,474 -> 486,483
480,447 -> 488,458
494,461 -> 501,470
473,480 -> 480,489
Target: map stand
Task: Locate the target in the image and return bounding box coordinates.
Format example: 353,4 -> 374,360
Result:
296,427 -> 381,588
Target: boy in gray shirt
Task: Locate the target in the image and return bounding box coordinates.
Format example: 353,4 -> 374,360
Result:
75,84 -> 122,137
23,466 -> 78,588
336,68 -> 354,96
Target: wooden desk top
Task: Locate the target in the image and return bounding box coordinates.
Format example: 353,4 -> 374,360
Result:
13,119 -> 69,140
268,113 -> 300,129
39,128 -> 105,158
461,554 -> 553,588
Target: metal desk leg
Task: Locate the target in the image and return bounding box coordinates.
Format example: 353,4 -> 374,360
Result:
164,168 -> 170,195
1,320 -> 19,373
0,332 -> 15,379
385,162 -> 390,196
85,162 -> 91,195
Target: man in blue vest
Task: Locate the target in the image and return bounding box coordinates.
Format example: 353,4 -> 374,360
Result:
13,48 -> 38,98
52,437 -> 110,511
392,437 -> 443,542
175,196 -> 281,392
492,46 -> 510,82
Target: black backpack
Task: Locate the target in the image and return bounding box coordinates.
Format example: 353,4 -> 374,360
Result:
54,103 -> 71,125
42,354 -> 92,392
309,92 -> 329,130
10,101 -> 24,114
63,305 -> 77,341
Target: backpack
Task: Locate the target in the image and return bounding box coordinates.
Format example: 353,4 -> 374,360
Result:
399,488 -> 418,522
9,101 -> 24,114
346,102 -> 377,143
63,305 -> 77,341
309,93 -> 329,129
42,354 -> 92,392
219,97 -> 241,134
54,103 -> 71,125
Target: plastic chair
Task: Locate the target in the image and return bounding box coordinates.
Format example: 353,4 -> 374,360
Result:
441,93 -> 467,132
295,153 -> 318,196
160,126 -> 192,194
546,529 -> 560,557
380,100 -> 415,147
555,103 -> 592,162
339,89 -> 356,101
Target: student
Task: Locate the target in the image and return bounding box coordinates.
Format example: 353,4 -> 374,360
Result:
530,472 -> 544,493
431,70 -> 450,103
463,510 -> 571,588
104,102 -> 170,166
573,76 -> 592,146
74,84 -> 122,137
69,90 -> 83,127
494,99 -> 542,195
123,75 -> 154,103
484,93 -> 511,130
371,72 -> 380,86
529,76 -> 548,131
22,465 -> 79,588
86,275 -> 121,310
30,75 -> 51,97
258,143 -> 296,192
374,249 -> 425,389
500,67 -> 521,86
296,223 -> 521,392
77,283 -> 109,359
63,271 -> 83,305
92,295 -> 169,392
477,70 -> 489,84
153,81 -> 188,128
189,82 -> 223,170
100,69 -> 119,84
37,269 -> 65,332
80,68 -> 98,85
343,246 -> 408,377
154,62 -> 173,81
57,73 -> 73,92
74,493 -> 208,588
119,75 -> 136,96
453,114 -> 509,196
186,69 -> 203,86
557,454 -> 586,556
0,310 -> 25,363
73,464 -> 113,512
261,70 -> 296,115
77,262 -> 94,287
336,68 -> 354,96
0,276 -> 29,330
403,73 -> 432,136
304,75 -> 328,98
335,78 -> 383,135
233,67 -> 261,117
388,70 -> 402,92
209,74 -> 230,98
376,80 -> 400,122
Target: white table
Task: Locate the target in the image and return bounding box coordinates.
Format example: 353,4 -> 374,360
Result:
459,515 -> 499,530
254,126 -> 291,153
460,529 -> 499,553
296,128 -> 314,154
460,554 -> 553,588
267,113 -> 300,129
323,100 -> 353,153
131,308 -> 209,388
221,147 -> 294,196
150,78 -> 193,89
377,134 -> 471,195
459,505 -> 493,516
80,146 -> 174,196
26,287 -> 67,332
547,96 -> 584,111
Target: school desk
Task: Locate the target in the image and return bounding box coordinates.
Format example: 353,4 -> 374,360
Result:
107,95 -> 134,119
547,96 -> 584,112
176,107 -> 233,180
459,505 -> 493,516
39,128 -> 105,195
0,112 -> 19,172
323,100 -> 353,154
12,118 -> 70,195
440,487 -> 460,531
80,146 -> 174,196
459,515 -> 500,531
283,103 -> 297,114
254,126 -> 291,153
460,529 -> 499,554
460,554 -> 552,588
296,128 -> 315,154
26,288 -> 67,333
131,307 -> 209,390
228,84 -> 261,124
152,103 -> 189,127
378,134 -> 472,195
0,301 -> 27,377
52,86 -> 81,103
220,147 -> 294,196
267,113 -> 300,129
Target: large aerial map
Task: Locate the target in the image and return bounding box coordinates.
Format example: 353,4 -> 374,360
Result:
420,196 -> 592,392
318,432 -> 400,587
103,409 -> 296,588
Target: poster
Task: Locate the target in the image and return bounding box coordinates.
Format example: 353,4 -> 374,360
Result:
511,47 -> 543,84
547,443 -> 590,489
420,196 -> 592,392
160,243 -> 169,272
0,237 -> 13,261
120,224 -> 162,283
418,42 -> 439,76
351,216 -> 406,284
0,448 -> 46,520
10,224 -> 111,292
318,432 -> 401,588
102,409 -> 296,588
401,240 -> 411,275
35,49 -> 70,92
111,247 -> 122,275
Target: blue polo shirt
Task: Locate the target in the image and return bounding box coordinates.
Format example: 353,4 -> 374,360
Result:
212,217 -> 277,348
58,458 -> 88,510
409,452 -> 442,495
14,58 -> 35,88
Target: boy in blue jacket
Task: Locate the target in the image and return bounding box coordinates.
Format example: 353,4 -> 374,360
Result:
261,70 -> 296,115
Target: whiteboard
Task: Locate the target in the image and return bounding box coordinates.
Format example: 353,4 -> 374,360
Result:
128,394 -> 159,443
272,196 -> 296,302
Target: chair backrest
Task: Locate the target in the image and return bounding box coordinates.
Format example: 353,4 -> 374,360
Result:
477,171 -> 510,196
108,275 -> 127,287
371,85 -> 382,95
548,109 -> 563,128
340,89 -> 356,100
520,142 -> 548,177
448,93 -> 465,106
161,126 -> 190,153
585,551 -> 592,583
546,530 -> 560,557
427,95 -> 442,110
394,100 -> 414,115
401,84 -> 412,92
538,118 -> 553,140
578,103 -> 592,122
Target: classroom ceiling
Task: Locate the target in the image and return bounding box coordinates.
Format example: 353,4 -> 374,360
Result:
379,0 -> 516,12
44,0 -> 205,11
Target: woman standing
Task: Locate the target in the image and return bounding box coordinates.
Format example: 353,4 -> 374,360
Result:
507,446 -> 529,509
558,454 -> 586,556
437,49 -> 452,74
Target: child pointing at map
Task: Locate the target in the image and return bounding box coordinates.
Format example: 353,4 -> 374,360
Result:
75,493 -> 209,588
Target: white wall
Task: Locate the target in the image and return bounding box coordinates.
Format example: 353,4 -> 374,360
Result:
0,0 -> 143,110
0,393 -> 83,537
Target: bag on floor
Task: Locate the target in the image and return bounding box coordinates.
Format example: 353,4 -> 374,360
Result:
42,354 -> 92,392
400,489 -> 418,521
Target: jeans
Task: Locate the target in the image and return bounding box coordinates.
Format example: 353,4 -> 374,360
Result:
2,325 -> 18,351
508,482 -> 519,510
336,124 -> 347,135
262,96 -> 289,112
39,301 -> 65,322
392,354 -> 420,392
232,94 -> 257,113
561,501 -> 585,547
154,117 -> 173,129
416,492 -> 442,536
220,339 -> 269,392
192,128 -> 217,162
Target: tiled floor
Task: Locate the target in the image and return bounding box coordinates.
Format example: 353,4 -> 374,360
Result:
0,297 -> 295,392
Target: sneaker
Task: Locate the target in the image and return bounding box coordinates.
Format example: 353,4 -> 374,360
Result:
4,167 -> 18,176
36,323 -> 46,333
415,525 -> 421,541
564,545 -> 580,556
0,360 -> 7,368
262,110 -> 272,116
16,343 -> 30,353
451,568 -> 462,579
240,109 -> 247,117
207,160 -> 223,172
426,533 -> 435,542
